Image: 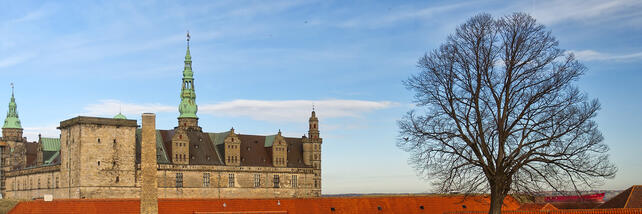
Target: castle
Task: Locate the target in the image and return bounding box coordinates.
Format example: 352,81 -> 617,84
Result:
0,35 -> 322,199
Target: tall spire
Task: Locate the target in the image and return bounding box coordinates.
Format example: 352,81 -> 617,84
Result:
178,31 -> 198,119
3,83 -> 22,129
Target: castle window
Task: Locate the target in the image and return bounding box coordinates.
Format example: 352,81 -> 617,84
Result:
55,176 -> 59,188
228,174 -> 235,187
113,139 -> 116,144
273,175 -> 280,188
292,175 -> 298,188
97,138 -> 101,143
176,173 -> 183,188
314,180 -> 319,188
98,161 -> 101,166
38,178 -> 41,189
203,173 -> 210,187
254,174 -> 261,188
116,176 -> 119,183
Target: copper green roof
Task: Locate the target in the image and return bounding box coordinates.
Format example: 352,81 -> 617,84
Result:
44,150 -> 59,164
3,88 -> 22,129
114,113 -> 127,119
41,137 -> 61,151
264,135 -> 277,147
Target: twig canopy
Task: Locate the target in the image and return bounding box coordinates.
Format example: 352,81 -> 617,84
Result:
398,12 -> 616,214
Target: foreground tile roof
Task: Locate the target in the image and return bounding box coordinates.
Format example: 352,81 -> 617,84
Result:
518,203 -> 559,210
9,195 -> 521,214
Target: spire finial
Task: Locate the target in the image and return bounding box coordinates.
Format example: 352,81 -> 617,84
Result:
10,82 -> 14,97
312,103 -> 315,111
186,30 -> 191,47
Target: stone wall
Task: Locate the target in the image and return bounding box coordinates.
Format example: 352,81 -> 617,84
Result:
4,165 -> 61,199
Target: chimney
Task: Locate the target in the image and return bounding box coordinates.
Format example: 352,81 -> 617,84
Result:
140,113 -> 158,214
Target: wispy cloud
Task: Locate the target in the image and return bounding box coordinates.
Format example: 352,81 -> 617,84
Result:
569,50 -> 642,61
82,99 -> 396,122
225,0 -> 310,18
4,4 -> 56,24
0,53 -> 36,68
525,0 -> 642,26
338,2 -> 469,28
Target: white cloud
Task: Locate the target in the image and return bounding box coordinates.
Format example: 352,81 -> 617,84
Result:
82,99 -> 175,116
568,50 -> 642,61
23,125 -> 59,141
82,99 -> 396,122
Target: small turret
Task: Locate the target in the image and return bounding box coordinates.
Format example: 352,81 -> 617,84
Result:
308,110 -> 319,139
2,83 -> 23,142
302,109 -> 322,196
114,113 -> 127,120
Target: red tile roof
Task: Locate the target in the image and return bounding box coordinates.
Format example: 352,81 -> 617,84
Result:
9,195 -> 521,214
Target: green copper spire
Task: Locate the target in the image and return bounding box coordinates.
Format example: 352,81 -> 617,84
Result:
3,83 -> 22,129
178,31 -> 198,119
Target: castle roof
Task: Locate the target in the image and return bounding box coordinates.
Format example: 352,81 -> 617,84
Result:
135,129 -> 310,168
40,137 -> 60,151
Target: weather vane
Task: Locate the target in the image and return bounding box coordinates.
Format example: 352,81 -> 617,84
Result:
312,103 -> 315,111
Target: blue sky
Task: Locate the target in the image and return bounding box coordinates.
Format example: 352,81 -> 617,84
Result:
1,0 -> 641,194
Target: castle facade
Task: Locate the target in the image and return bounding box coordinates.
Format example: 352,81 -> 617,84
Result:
0,36 -> 322,199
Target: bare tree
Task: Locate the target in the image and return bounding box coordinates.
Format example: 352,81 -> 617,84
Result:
398,13 -> 616,214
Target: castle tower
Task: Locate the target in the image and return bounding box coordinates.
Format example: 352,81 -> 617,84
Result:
58,116 -> 138,198
2,84 -> 23,142
177,31 -> 200,131
302,109 -> 322,196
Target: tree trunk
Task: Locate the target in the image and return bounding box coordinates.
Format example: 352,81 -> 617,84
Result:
488,184 -> 507,214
